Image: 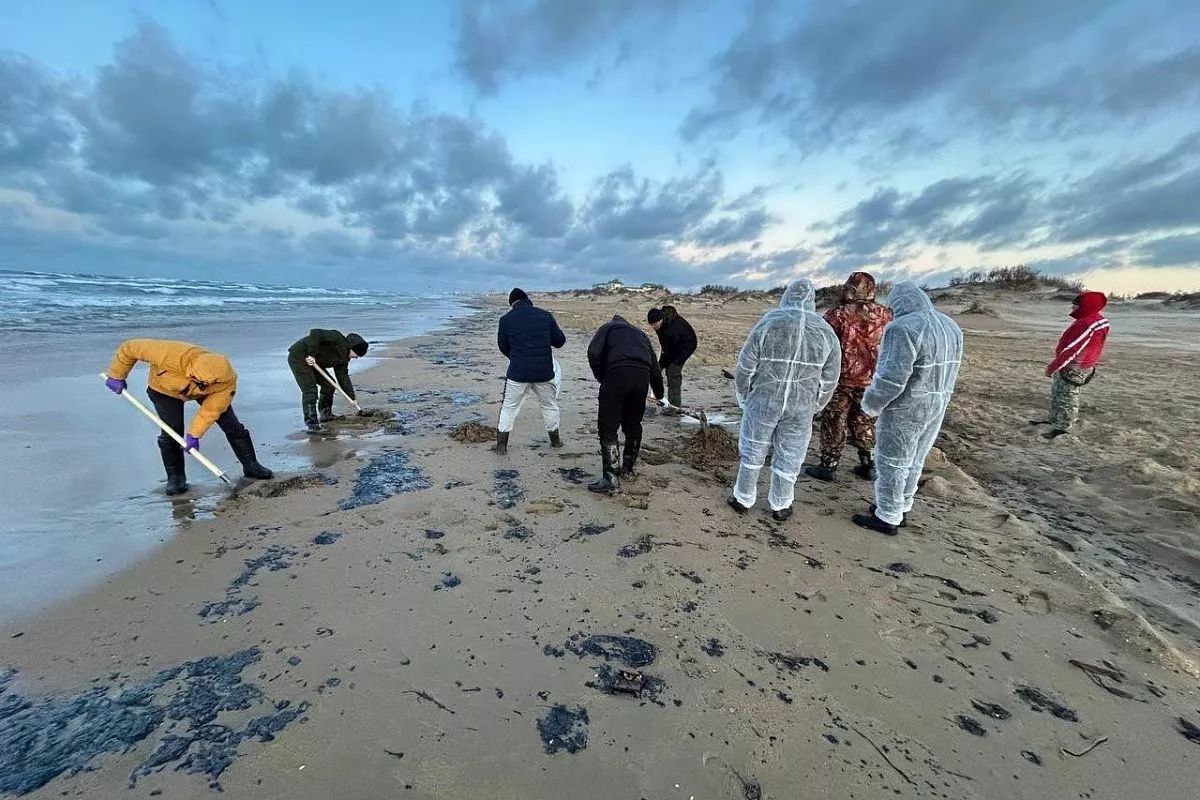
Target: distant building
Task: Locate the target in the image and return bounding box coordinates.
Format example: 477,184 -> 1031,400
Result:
591,278 -> 663,294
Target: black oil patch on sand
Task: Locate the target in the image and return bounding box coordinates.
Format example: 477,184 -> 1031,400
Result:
339,450 -> 430,510
537,705 -> 589,754
198,545 -> 296,621
1014,685 -> 1079,722
564,635 -> 657,668
493,469 -> 524,509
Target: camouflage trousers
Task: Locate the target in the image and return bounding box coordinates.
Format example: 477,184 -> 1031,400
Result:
1048,367 -> 1092,431
817,384 -> 876,469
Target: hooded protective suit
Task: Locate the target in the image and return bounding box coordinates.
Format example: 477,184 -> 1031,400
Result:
733,279 -> 841,511
862,283 -> 963,526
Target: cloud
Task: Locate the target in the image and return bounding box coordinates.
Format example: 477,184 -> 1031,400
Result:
1131,232 -> 1200,267
683,0 -> 1200,151
453,0 -> 693,94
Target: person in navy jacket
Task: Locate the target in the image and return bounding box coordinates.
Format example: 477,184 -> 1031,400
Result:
494,288 -> 567,454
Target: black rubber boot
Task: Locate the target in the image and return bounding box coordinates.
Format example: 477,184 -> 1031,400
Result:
588,441 -> 621,493
318,403 -> 344,423
492,431 -> 509,455
158,437 -> 189,495
229,432 -> 274,480
1042,428 -> 1069,439
804,464 -> 836,482
852,449 -> 876,481
727,495 -> 749,515
870,504 -> 907,527
620,435 -> 641,481
853,511 -> 899,536
548,429 -> 563,448
303,401 -> 326,434
771,506 -> 793,522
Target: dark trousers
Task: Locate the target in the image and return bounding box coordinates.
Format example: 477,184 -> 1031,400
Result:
597,367 -> 650,444
148,387 -> 248,454
665,363 -> 683,407
288,356 -> 334,408
817,384 -> 875,468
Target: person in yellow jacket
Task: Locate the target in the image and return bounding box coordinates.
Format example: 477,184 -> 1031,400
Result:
105,339 -> 273,494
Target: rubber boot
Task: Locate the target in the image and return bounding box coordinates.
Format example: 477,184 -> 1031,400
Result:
620,434 -> 641,481
318,402 -> 344,423
229,432 -> 274,479
804,464 -> 836,482
303,401 -> 326,434
852,511 -> 898,536
727,496 -> 749,515
870,504 -> 907,528
492,431 -> 509,455
158,437 -> 188,495
548,429 -> 563,448
771,506 -> 793,522
852,449 -> 876,481
588,441 -> 621,493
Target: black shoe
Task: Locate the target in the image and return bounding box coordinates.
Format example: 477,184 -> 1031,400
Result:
165,471 -> 189,496
158,437 -> 188,495
852,463 -> 876,480
302,400 -> 322,431
869,504 -> 908,527
588,441 -> 621,493
804,464 -> 836,482
727,495 -> 749,515
319,408 -> 345,423
229,432 -> 274,480
306,422 -> 328,434
621,434 -> 641,480
492,431 -> 509,455
853,512 -> 898,536
1042,428 -> 1069,439
548,429 -> 563,448
771,506 -> 793,522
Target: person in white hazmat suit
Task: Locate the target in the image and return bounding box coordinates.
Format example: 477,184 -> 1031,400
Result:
728,279 -> 841,521
853,282 -> 963,535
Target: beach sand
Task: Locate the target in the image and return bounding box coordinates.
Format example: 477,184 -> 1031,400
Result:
2,290 -> 1198,799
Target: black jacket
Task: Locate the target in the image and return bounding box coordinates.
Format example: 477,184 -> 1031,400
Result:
288,329 -> 358,399
497,299 -> 566,383
655,311 -> 697,369
587,315 -> 665,399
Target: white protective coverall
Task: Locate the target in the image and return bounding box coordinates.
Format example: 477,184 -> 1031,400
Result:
862,282 -> 964,526
733,279 -> 841,511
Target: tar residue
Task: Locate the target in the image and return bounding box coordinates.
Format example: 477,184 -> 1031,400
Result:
886,562 -> 913,573
558,467 -> 592,485
702,639 -> 725,657
312,531 -> 341,545
503,524 -> 533,541
1178,717 -> 1200,744
955,715 -> 987,736
971,700 -> 1011,720
575,522 -> 614,538
438,572 -> 462,589
586,664 -> 666,704
764,651 -> 830,673
493,469 -> 525,509
618,534 -> 654,558
1020,750 -> 1043,766
1014,685 -> 1079,722
565,635 -> 657,668
199,545 -> 296,620
537,705 -> 589,754
339,450 -> 430,510
424,529 -> 445,540
0,649 -> 307,795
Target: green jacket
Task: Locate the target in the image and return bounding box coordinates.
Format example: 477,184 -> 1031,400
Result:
288,329 -> 358,400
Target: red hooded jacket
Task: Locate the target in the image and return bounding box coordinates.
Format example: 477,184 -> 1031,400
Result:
1046,291 -> 1110,376
823,272 -> 894,388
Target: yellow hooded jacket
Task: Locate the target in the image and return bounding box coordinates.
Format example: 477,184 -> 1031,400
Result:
107,339 -> 238,438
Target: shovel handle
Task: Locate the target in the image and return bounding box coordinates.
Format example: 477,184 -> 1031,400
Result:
312,365 -> 362,411
100,373 -> 232,485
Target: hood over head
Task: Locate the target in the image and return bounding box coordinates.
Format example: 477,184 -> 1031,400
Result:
190,353 -> 235,386
887,281 -> 933,317
1071,291 -> 1107,318
842,271 -> 878,303
346,333 -> 368,356
779,278 -> 816,312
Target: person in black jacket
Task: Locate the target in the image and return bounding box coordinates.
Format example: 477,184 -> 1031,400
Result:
648,305 -> 697,408
585,315 -> 666,493
495,288 -> 567,454
287,329 -> 369,433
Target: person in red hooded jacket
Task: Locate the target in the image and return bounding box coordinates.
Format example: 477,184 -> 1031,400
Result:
805,272 -> 893,481
1036,291 -> 1110,439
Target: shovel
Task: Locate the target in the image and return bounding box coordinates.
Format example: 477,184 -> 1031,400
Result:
100,373 -> 232,486
312,364 -> 363,413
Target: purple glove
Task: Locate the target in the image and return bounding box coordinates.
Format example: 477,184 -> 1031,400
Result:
105,377 -> 127,394
184,434 -> 200,452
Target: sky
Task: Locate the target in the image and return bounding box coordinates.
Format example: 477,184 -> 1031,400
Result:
1,0 -> 1199,294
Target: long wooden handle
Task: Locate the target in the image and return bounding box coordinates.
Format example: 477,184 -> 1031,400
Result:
101,373 -> 232,485
313,365 -> 362,411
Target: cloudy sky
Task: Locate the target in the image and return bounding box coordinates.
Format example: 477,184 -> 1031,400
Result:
2,0 -> 1198,293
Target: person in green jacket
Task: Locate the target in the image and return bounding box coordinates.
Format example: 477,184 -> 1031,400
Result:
287,329 -> 369,432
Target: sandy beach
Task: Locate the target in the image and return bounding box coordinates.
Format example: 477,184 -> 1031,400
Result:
2,288 -> 1199,799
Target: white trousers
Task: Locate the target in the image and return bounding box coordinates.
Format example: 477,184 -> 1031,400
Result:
497,380 -> 560,433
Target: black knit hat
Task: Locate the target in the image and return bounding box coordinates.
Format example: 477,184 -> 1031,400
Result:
647,308 -> 665,324
346,333 -> 369,357
508,288 -> 529,305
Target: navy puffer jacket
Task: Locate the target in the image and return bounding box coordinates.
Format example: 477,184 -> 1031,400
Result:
498,299 -> 566,383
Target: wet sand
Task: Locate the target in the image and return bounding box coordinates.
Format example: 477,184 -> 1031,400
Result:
2,291 -> 1199,799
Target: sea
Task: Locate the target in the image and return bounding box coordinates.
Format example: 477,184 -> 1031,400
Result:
0,269 -> 472,621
